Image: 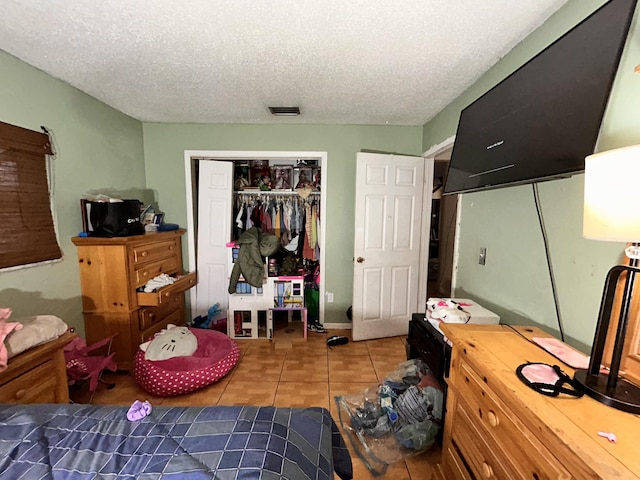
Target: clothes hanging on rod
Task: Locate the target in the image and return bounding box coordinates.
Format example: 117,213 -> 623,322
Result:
233,192 -> 320,261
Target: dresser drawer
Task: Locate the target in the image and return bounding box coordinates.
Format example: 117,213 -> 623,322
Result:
139,307 -> 185,343
132,239 -> 179,266
457,359 -> 571,480
134,255 -> 181,287
137,272 -> 197,306
440,440 -> 473,480
453,400 -> 514,479
139,296 -> 182,331
0,360 -> 58,403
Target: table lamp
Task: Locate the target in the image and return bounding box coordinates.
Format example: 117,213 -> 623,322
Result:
574,144 -> 640,413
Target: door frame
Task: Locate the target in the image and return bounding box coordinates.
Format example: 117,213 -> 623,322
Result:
422,136 -> 460,294
184,150 -> 328,324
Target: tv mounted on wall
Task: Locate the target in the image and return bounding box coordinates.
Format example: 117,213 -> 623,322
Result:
444,0 -> 637,195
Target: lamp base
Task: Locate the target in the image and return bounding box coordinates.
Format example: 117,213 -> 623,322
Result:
574,369 -> 640,414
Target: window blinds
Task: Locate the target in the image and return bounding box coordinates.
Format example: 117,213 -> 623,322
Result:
0,121 -> 61,269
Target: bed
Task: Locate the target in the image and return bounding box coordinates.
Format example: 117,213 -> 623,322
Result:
0,403 -> 353,479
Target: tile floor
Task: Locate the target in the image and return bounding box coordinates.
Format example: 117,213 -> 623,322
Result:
79,327 -> 440,480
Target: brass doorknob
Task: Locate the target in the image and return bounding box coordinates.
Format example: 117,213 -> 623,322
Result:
356,257 -> 365,263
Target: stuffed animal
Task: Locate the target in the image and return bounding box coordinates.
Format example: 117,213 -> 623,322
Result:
139,324 -> 197,361
0,308 -> 23,372
257,175 -> 272,191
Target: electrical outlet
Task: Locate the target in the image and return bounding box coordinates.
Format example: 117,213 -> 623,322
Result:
479,247 -> 486,265
327,292 -> 334,303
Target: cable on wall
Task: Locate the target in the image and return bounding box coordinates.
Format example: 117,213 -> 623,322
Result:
532,183 -> 565,342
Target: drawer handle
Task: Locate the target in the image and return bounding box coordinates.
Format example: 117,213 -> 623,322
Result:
169,245 -> 175,250
15,389 -> 26,400
141,251 -> 148,257
482,462 -> 493,478
487,410 -> 499,427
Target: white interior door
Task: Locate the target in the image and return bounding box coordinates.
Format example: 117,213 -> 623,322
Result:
352,152 -> 430,341
195,160 -> 233,319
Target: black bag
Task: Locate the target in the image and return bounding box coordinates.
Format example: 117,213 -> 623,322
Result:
89,200 -> 144,237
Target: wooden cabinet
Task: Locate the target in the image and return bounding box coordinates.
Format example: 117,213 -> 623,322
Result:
0,332 -> 74,404
437,323 -> 640,479
406,314 -> 451,447
72,230 -> 196,370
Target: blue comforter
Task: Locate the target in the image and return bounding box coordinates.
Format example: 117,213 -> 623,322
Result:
0,404 -> 352,480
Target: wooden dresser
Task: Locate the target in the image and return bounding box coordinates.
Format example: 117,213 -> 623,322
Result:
0,332 -> 74,404
436,323 -> 640,480
72,230 -> 196,370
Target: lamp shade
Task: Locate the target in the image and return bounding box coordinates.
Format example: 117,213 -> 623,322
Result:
583,144 -> 640,242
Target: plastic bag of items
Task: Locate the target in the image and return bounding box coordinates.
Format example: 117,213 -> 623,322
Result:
334,358 -> 443,475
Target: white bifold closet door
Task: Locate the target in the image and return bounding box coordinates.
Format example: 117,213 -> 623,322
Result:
195,160 -> 233,319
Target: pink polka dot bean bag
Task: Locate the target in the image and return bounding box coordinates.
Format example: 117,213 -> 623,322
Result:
134,328 -> 239,396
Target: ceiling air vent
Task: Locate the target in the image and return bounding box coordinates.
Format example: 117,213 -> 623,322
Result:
269,106 -> 300,116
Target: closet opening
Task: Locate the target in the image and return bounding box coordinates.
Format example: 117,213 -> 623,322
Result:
184,150 -> 328,341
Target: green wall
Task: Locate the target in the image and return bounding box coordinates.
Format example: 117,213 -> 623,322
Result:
422,0 -> 640,349
142,123 -> 423,323
3,0 -> 637,345
0,51 -> 146,336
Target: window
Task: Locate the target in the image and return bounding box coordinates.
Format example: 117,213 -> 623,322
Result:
0,120 -> 61,269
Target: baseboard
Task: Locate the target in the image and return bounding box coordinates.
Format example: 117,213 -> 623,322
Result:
323,322 -> 352,330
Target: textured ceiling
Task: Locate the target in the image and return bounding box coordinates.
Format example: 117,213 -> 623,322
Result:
0,1 -> 569,125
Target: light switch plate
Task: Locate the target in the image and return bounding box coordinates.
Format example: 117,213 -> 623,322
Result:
479,247 -> 486,265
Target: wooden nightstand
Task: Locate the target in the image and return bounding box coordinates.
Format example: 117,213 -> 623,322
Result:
0,332 -> 74,404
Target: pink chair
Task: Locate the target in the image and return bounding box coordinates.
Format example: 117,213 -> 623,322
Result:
64,334 -> 118,402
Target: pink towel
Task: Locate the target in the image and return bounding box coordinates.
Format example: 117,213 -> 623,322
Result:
0,308 -> 24,372
532,337 -> 590,370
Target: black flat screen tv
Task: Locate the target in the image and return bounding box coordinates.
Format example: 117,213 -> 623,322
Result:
443,0 -> 637,195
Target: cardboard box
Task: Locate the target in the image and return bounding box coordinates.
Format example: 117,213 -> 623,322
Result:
455,298 -> 500,324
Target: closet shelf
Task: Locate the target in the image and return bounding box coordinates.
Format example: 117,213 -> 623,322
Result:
235,190 -> 320,196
